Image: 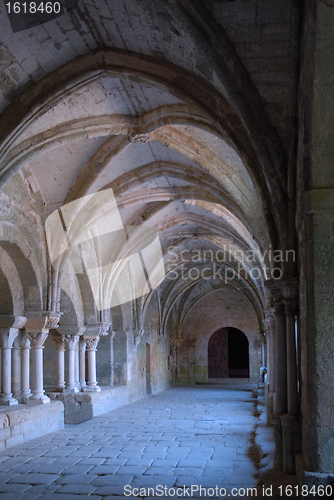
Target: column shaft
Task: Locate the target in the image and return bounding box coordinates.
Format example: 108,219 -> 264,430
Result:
21,336 -> 31,400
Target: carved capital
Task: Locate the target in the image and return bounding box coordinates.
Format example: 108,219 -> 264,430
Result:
263,310 -> 275,337
84,336 -> 100,350
26,331 -> 49,347
45,313 -> 62,329
266,281 -> 285,313
0,328 -> 19,348
63,335 -> 80,349
53,335 -> 66,351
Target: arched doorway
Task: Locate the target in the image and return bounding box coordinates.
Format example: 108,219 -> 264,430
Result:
208,327 -> 249,378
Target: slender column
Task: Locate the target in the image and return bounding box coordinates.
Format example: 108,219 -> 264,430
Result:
25,312 -> 61,404
0,328 -> 19,405
11,331 -> 23,402
273,290 -> 287,415
21,334 -> 31,401
281,278 -> 300,474
263,309 -> 275,425
64,335 -> 80,393
53,335 -> 66,392
83,336 -> 101,392
74,341 -> 80,390
79,338 -> 86,389
266,282 -> 287,471
284,281 -> 299,415
109,331 -> 115,386
125,330 -> 133,382
26,331 -> 50,404
0,316 -> 26,406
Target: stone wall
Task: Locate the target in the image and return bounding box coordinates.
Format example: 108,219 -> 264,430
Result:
178,287 -> 261,384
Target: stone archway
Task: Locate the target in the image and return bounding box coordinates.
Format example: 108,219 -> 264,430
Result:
208,327 -> 249,379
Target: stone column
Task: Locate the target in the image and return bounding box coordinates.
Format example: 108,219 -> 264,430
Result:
21,334 -> 31,401
125,330 -> 133,382
25,313 -> 61,404
64,335 -> 80,393
281,278 -> 300,474
0,316 -> 26,406
83,336 -> 100,391
11,330 -> 24,402
52,334 -> 66,392
266,282 -> 287,471
263,309 -> 275,425
109,330 -> 115,386
82,323 -> 110,392
79,337 -> 86,390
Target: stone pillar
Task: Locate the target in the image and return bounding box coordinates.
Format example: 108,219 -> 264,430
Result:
11,330 -> 24,402
266,282 -> 287,471
82,323 -> 110,392
263,309 -> 275,425
52,334 -> 66,392
25,312 -> 61,404
125,330 -> 133,382
109,331 -> 115,386
284,279 -> 299,416
21,334 -> 31,401
79,337 -> 86,390
281,278 -> 300,474
64,335 -> 80,393
0,316 -> 26,406
83,336 -> 100,391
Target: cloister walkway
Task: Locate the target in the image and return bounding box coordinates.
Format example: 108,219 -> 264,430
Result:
0,384 -> 259,499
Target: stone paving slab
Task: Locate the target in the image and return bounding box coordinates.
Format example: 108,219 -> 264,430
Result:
0,385 -> 259,498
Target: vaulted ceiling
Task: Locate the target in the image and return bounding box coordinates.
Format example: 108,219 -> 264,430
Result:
0,0 -> 300,329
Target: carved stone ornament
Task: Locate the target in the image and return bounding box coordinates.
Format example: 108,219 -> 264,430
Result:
45,314 -> 61,330
84,336 -> 100,350
63,335 -> 80,349
53,335 -> 66,351
263,311 -> 275,336
26,331 -> 49,347
129,133 -> 151,143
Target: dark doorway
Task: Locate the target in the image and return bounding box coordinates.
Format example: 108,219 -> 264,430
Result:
228,327 -> 249,378
208,327 -> 249,378
208,328 -> 228,378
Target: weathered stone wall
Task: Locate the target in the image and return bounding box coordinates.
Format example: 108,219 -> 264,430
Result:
179,287 -> 261,384
297,0 -> 334,475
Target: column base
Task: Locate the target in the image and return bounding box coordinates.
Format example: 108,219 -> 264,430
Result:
0,396 -> 19,406
52,386 -> 66,392
20,391 -> 32,403
64,387 -> 80,393
272,412 -> 284,471
29,395 -> 50,404
82,386 -> 101,392
281,413 -> 302,474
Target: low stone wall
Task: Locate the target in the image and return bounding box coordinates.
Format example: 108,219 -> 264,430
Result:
48,385 -> 145,424
0,401 -> 64,450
